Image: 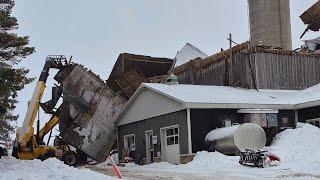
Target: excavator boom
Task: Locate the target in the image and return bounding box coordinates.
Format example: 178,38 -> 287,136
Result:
38,115 -> 59,141
16,55 -> 68,155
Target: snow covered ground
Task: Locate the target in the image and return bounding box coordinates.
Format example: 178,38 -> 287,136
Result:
1,123 -> 319,179
0,157 -> 117,180
93,123 -> 320,179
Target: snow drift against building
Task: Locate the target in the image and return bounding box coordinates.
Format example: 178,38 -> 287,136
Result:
174,43 -> 208,67
128,123 -> 320,179
0,157 -> 116,180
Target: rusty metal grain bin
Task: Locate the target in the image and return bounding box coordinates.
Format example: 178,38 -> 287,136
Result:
59,65 -> 127,162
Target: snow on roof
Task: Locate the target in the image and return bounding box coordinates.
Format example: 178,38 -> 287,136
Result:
174,43 -> 208,67
142,83 -> 320,109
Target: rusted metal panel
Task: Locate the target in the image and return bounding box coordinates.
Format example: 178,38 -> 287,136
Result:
60,65 -> 127,162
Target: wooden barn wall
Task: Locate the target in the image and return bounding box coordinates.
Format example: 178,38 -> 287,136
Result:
176,52 -> 320,90
234,53 -> 255,89
254,53 -> 320,90
176,60 -> 226,85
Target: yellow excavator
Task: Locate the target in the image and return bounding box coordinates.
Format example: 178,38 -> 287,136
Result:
12,56 -> 80,166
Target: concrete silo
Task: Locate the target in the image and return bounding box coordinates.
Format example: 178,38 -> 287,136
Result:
248,0 -> 292,50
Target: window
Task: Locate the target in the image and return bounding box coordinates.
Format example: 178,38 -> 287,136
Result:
282,117 -> 289,127
267,114 -> 278,127
166,127 -> 179,145
124,134 -> 135,151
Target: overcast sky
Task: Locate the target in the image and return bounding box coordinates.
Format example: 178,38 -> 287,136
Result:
12,1 -> 318,133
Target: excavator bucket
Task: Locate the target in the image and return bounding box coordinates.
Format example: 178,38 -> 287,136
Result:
56,65 -> 127,162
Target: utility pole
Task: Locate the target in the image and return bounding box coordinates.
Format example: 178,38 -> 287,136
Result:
228,33 -> 233,86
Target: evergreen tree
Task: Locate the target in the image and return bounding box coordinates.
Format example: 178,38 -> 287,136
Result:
0,0 -> 35,141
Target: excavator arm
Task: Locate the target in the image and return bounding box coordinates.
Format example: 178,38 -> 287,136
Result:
38,115 -> 59,142
17,55 -> 68,149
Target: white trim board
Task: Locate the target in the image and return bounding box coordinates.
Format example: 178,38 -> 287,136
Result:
186,108 -> 192,154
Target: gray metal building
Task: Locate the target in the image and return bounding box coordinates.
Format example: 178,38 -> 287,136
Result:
116,83 -> 320,164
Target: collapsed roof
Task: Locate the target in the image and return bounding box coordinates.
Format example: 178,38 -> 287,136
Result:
174,43 -> 208,67
171,41 -> 320,90
107,53 -> 173,99
300,1 -> 320,32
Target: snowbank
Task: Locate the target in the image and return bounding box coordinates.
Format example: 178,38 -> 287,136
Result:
128,123 -> 320,179
181,151 -> 239,170
267,123 -> 320,162
0,157 -> 116,180
139,151 -> 239,171
205,125 -> 239,141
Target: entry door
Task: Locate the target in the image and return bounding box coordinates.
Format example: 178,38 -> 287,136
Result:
145,130 -> 154,164
164,126 -> 180,164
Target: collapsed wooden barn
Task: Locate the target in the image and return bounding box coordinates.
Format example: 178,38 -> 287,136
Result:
300,0 -> 320,35
107,53 -> 173,99
171,42 -> 320,90
170,42 -> 320,127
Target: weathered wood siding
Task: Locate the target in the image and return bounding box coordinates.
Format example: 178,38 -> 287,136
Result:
174,51 -> 320,90
234,53 -> 255,89
253,53 -> 320,89
176,59 -> 226,86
